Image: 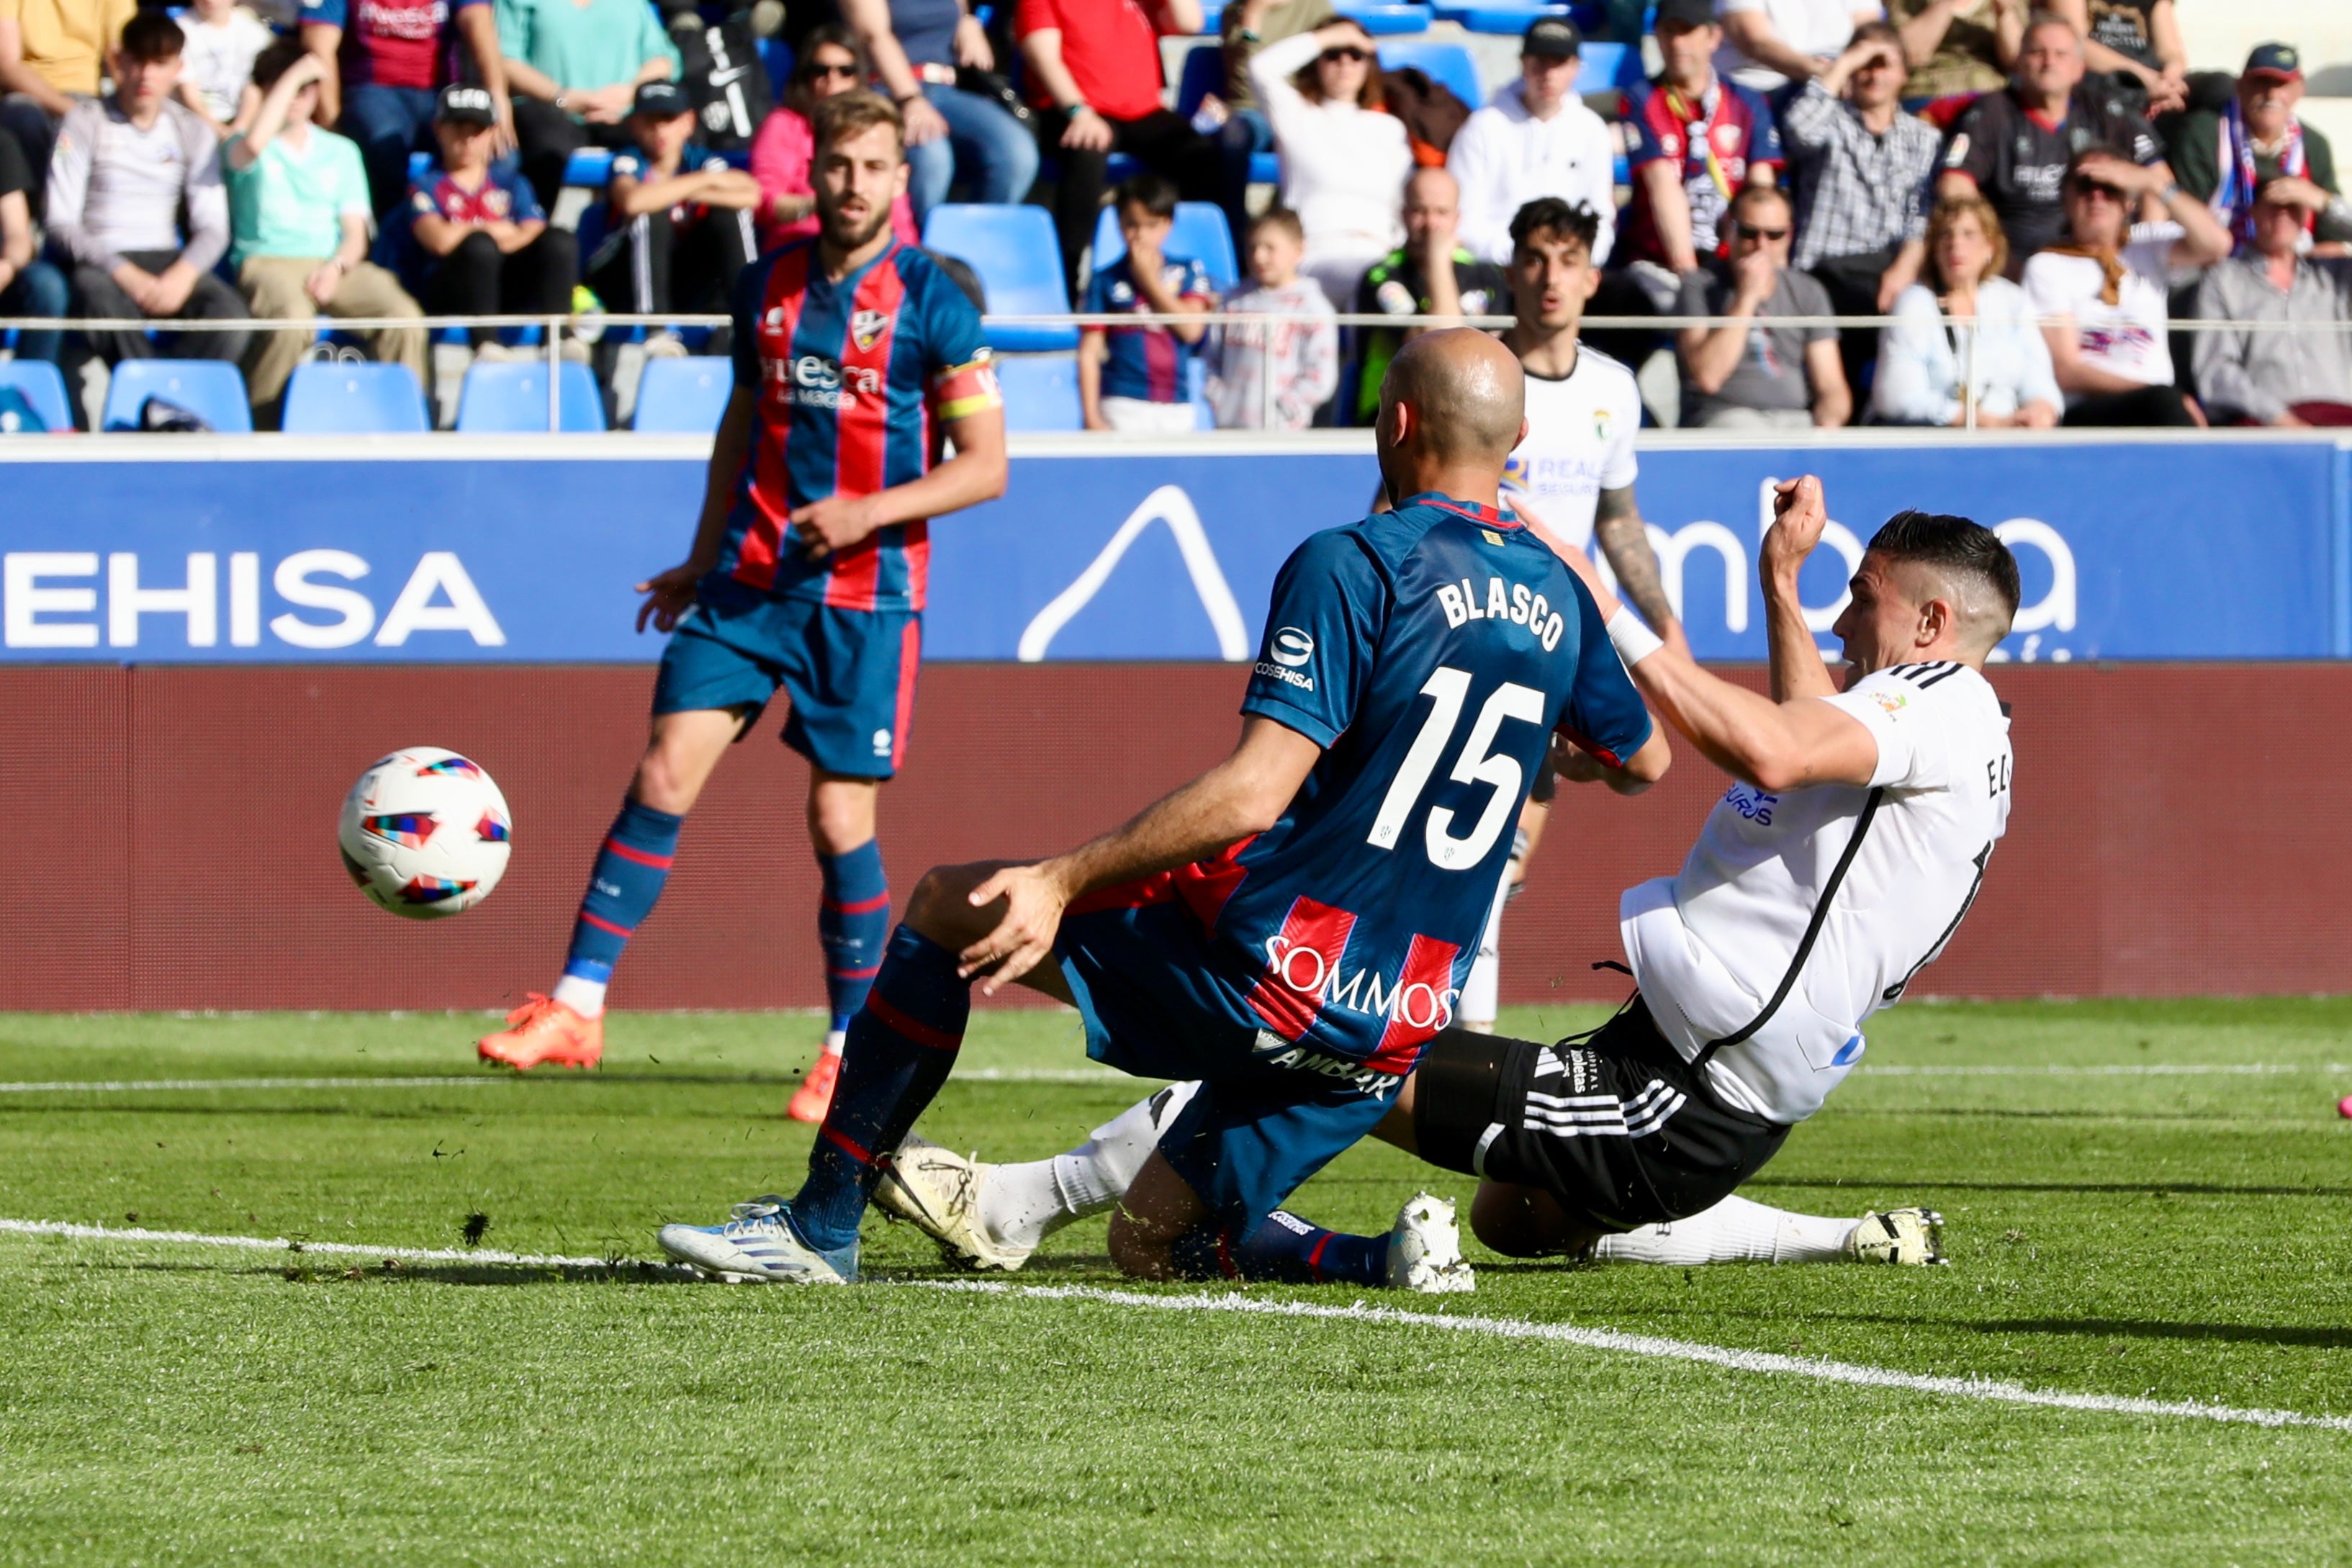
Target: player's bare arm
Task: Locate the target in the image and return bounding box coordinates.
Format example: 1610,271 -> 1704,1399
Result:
1762,477 -> 1842,702
636,386 -> 761,633
790,400 -> 1009,557
953,716 -> 1324,991
1592,484 -> 1676,633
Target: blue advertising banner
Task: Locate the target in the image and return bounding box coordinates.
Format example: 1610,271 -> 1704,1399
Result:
1,434 -> 2343,664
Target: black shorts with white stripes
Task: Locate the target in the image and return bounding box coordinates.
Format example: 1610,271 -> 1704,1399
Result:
1412,999 -> 1790,1233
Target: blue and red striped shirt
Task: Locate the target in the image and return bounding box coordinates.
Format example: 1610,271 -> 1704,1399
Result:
720,238 -> 999,612
1084,253 -> 1215,404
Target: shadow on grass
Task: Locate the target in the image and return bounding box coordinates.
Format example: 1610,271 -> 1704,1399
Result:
1973,1318 -> 2352,1350
1747,1177 -> 2352,1200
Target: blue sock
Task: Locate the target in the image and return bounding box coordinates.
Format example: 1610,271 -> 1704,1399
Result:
562,798 -> 684,983
816,839 -> 889,1032
791,924 -> 968,1251
1170,1212 -> 1387,1287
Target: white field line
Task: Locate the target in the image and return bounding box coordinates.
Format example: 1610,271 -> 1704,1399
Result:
3,1217 -> 2345,1435
0,1068 -> 1123,1094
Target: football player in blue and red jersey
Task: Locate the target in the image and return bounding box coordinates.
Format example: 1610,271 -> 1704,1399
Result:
478,91 -> 1006,1109
657,328 -> 1671,1287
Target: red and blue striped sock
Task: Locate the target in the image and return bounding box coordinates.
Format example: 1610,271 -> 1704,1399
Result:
792,924 -> 968,1251
1170,1212 -> 1387,1287
816,839 -> 889,1035
559,798 -> 683,993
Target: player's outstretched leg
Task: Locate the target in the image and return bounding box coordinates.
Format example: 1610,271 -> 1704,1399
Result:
1593,1196 -> 1946,1266
789,774 -> 891,1123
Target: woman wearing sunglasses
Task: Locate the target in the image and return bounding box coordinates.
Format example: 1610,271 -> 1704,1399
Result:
750,24 -> 921,251
1247,17 -> 1413,308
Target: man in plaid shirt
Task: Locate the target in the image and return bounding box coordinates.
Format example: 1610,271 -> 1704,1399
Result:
1781,22 -> 1939,395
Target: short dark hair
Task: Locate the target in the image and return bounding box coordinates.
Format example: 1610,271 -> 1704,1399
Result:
1114,172 -> 1179,222
1509,197 -> 1600,258
119,9 -> 186,63
1851,19 -> 1902,53
250,37 -> 310,94
1728,181 -> 1793,226
1869,510 -> 2022,624
811,89 -> 904,156
1250,205 -> 1305,244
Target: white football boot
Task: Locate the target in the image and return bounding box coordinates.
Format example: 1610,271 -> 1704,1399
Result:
871,1133 -> 1035,1272
657,1196 -> 857,1284
1385,1192 -> 1476,1294
1845,1207 -> 1947,1266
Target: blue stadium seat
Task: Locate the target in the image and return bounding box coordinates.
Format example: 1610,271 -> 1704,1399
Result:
407,148 -> 433,183
993,352 -> 1082,431
101,359 -> 253,433
0,360 -> 73,431
1175,41 -> 1224,120
632,355 -> 735,432
454,359 -> 607,432
921,204 -> 1078,351
1574,40 -> 1644,94
563,147 -> 615,188
1090,202 -> 1240,293
1379,39 -> 1486,109
1433,2 -> 1572,34
1196,1 -> 1221,31
1331,1 -> 1434,33
281,361 -> 431,433
757,34 -> 792,99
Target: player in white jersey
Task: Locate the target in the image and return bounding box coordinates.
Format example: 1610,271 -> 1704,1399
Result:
876,479 -> 2007,1275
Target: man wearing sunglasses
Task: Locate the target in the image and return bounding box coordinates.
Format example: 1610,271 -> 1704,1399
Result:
1675,182 -> 1851,429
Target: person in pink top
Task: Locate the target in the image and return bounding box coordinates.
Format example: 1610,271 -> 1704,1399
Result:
750,24 -> 916,252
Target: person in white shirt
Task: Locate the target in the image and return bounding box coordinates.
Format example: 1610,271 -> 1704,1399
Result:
1875,190 -> 2059,427
1207,205 -> 1338,429
2021,146 -> 2227,427
1716,0 -> 1886,96
1446,17 -> 1616,269
871,478 -> 2000,1277
173,0 -> 273,137
1247,16 -> 1412,310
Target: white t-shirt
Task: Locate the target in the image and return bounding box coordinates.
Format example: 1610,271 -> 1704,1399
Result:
1500,343 -> 1641,551
1715,0 -> 1884,93
179,7 -> 274,123
1621,660 -> 2013,1123
2022,226 -> 2176,395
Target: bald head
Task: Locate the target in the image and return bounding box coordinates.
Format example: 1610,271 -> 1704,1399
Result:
1381,329 -> 1525,463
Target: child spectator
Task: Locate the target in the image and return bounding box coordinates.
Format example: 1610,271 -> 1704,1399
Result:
225,41 -> 425,418
47,11 -> 252,369
300,0 -> 514,215
1080,172 -> 1215,433
586,81 -> 760,355
749,25 -> 916,253
174,0 -> 271,138
400,81 -> 580,356
1208,207 -> 1335,429
497,0 -> 682,212
0,125 -> 67,366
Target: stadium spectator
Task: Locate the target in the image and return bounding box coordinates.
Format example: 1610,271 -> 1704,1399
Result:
1447,17 -> 1616,269
752,27 -> 919,253
1713,0 -> 1885,97
47,12 -> 251,369
1617,0 -> 1782,310
400,82 -> 580,356
585,81 -> 759,350
837,0 -> 1037,224
0,0 -> 132,180
174,0 -> 271,138
1209,0 -> 1333,238
1885,0 -> 2021,104
2047,0 -> 2183,118
1246,17 -> 1411,308
300,0 -> 513,215
225,42 -> 425,419
1934,12 -> 2161,271
0,124 -> 64,365
1352,166 -> 1505,422
497,0 -> 680,212
1675,182 -> 1849,427
2021,146 -> 2227,426
1781,24 -> 1936,393
1079,171 -> 1214,433
2191,179 -> 2352,428
1014,0 -> 1218,292
2170,45 -> 2352,253
1873,192 -> 2058,425
1206,206 -> 1334,429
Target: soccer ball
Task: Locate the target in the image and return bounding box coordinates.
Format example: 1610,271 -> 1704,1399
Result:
338,747 -> 513,919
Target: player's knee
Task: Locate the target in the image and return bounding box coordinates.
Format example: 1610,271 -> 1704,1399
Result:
1106,1209 -> 1176,1280
1470,1181 -> 1582,1258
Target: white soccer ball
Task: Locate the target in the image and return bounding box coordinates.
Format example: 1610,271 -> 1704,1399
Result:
338,747 -> 513,919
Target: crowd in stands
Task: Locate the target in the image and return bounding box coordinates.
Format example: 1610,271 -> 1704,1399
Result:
0,0 -> 2348,431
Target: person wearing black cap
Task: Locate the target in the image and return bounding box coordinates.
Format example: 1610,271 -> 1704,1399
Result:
2170,44 -> 2352,252
397,81 -> 582,356
586,79 -> 763,346
1446,16 -> 1616,269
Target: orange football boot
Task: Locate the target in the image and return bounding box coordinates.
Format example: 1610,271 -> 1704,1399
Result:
478,993 -> 604,1071
785,1050 -> 841,1122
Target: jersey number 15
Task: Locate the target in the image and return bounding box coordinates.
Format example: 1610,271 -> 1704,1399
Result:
1367,667 -> 1545,871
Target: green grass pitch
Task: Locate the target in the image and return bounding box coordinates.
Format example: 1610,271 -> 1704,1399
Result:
3,999 -> 2350,1564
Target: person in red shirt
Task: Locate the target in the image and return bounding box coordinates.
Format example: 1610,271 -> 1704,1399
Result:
1015,0 -> 1222,289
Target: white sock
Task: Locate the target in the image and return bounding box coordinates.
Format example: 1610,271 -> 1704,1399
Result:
977,1081 -> 1203,1249
1459,874 -> 1508,1031
1592,1194 -> 1860,1266
821,1029 -> 845,1059
551,974 -> 607,1018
